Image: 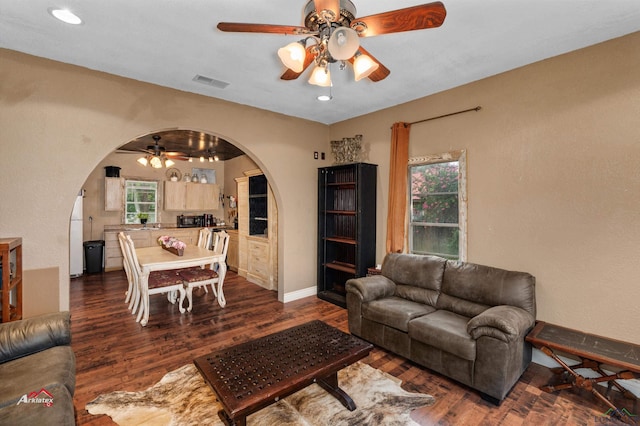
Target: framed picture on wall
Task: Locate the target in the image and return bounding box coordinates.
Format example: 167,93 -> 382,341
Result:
192,168 -> 216,184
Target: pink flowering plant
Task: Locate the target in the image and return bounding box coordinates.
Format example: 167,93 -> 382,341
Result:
157,236 -> 186,250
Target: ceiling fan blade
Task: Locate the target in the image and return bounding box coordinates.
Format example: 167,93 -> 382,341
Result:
351,2 -> 446,37
280,46 -> 316,80
217,22 -> 313,36
349,47 -> 390,82
314,0 -> 340,22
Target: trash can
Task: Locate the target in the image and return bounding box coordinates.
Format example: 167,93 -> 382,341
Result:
84,240 -> 104,274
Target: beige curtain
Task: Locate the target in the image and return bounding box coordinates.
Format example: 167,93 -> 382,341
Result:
386,122 -> 411,253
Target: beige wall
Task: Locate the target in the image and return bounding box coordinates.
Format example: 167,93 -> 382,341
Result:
0,48 -> 330,315
331,32 -> 640,344
1,30 -> 639,344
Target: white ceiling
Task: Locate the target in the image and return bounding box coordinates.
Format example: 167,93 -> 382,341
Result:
1,1 -> 639,125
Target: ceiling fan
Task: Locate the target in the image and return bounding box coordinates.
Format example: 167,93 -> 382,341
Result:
217,0 -> 446,85
127,135 -> 189,168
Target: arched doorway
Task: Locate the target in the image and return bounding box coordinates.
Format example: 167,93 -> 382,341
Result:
71,128 -> 279,301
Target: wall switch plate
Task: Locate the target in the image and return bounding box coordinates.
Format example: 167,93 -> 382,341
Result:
314,151 -> 318,160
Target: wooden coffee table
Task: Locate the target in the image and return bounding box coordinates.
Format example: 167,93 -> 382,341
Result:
193,320 -> 373,426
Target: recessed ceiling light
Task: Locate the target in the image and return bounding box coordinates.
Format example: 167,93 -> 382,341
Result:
49,8 -> 83,25
317,95 -> 332,102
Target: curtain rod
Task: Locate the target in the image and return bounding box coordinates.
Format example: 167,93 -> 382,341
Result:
405,106 -> 482,127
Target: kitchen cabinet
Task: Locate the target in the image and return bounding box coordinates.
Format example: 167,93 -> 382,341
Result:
105,177 -> 124,211
317,163 -> 377,308
236,176 -> 249,277
0,237 -> 22,323
164,182 -> 220,211
226,230 -> 239,272
185,182 -> 219,211
149,229 -> 198,246
104,230 -> 150,271
104,232 -> 123,271
236,169 -> 277,290
249,175 -> 268,236
247,236 -> 271,289
164,181 -> 187,211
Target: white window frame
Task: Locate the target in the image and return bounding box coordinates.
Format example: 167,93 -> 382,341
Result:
124,179 -> 159,224
408,150 -> 467,261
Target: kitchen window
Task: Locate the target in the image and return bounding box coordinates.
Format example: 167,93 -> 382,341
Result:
408,150 -> 467,260
124,180 -> 158,224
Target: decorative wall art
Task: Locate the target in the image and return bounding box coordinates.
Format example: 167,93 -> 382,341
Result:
331,134 -> 363,164
191,168 -> 216,184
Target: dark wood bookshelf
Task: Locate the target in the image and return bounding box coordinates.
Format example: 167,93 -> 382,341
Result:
317,163 -> 377,308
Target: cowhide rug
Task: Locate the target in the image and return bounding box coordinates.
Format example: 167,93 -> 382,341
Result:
86,361 -> 435,425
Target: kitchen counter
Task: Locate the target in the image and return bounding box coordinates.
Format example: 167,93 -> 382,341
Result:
104,224 -> 233,232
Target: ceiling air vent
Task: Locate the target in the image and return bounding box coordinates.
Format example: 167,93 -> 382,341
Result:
192,74 -> 229,89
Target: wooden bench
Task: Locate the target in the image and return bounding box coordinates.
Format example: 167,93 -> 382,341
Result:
526,321 -> 639,420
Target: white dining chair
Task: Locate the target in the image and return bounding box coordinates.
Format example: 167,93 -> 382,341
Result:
178,230 -> 230,312
124,235 -> 186,324
197,228 -> 213,294
197,228 -> 212,249
118,232 -> 139,313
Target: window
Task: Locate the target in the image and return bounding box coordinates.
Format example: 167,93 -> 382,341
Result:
409,151 -> 467,260
124,180 -> 158,224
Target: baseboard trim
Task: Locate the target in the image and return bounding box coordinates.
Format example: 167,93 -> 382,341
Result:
283,286 -> 317,303
532,348 -> 640,397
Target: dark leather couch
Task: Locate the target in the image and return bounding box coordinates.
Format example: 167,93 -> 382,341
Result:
346,253 -> 536,403
0,311 -> 76,425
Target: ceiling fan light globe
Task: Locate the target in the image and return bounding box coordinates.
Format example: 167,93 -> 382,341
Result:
328,27 -> 359,60
164,158 -> 175,168
308,65 -> 332,87
150,156 -> 163,168
278,42 -> 306,72
353,53 -> 379,81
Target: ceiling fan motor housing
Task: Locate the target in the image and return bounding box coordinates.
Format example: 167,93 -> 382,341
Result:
304,0 -> 356,31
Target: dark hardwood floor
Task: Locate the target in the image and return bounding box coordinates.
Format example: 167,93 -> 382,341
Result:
71,270 -> 634,425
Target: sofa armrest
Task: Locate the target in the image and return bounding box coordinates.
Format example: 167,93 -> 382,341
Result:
0,311 -> 71,363
346,275 -> 396,303
467,306 -> 534,343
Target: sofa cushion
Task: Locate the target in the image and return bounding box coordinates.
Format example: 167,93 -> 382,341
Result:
363,297 -> 435,332
0,346 -> 75,409
437,260 -> 536,317
0,312 -> 71,364
408,310 -> 476,361
394,284 -> 438,307
382,254 -> 446,307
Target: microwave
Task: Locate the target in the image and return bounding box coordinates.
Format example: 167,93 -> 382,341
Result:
177,215 -> 204,228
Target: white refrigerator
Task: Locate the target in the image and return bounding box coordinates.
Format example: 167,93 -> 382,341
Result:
70,191 -> 84,277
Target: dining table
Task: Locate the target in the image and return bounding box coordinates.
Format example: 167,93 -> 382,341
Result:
135,245 -> 227,326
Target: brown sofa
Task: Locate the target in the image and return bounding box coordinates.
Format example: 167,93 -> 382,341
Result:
346,253 -> 536,403
0,312 -> 76,425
